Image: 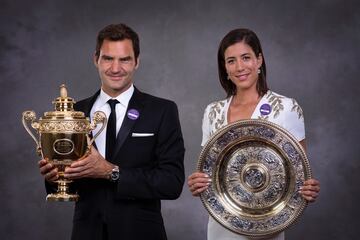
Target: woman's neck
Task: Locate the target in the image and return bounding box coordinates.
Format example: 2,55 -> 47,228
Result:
232,89 -> 260,106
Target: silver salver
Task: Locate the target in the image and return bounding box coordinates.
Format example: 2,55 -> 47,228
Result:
197,119 -> 311,237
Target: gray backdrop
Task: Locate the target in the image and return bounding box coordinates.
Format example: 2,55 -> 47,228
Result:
1,0 -> 359,239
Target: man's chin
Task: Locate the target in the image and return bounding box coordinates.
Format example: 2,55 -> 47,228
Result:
111,83 -> 132,93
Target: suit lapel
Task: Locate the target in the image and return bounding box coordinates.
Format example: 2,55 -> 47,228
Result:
74,90 -> 100,149
111,87 -> 145,162
75,90 -> 100,117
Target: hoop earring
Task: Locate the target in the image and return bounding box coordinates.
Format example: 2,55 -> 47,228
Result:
257,69 -> 261,74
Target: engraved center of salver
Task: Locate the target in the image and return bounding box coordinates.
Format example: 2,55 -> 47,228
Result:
241,163 -> 269,192
244,168 -> 265,189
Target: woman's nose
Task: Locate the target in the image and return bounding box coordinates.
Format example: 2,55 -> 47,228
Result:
235,60 -> 244,71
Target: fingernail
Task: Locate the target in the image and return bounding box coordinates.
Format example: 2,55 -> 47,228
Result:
204,174 -> 209,178
299,186 -> 303,190
208,178 -> 212,182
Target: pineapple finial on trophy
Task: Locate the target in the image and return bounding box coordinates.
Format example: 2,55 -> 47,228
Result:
60,84 -> 68,98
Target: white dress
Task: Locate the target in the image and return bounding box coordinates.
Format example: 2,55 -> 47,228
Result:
201,90 -> 305,240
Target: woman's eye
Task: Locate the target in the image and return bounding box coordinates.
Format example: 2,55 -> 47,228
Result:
227,60 -> 235,64
242,56 -> 250,61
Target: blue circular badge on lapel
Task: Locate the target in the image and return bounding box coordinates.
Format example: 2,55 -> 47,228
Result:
259,104 -> 271,115
127,109 -> 139,120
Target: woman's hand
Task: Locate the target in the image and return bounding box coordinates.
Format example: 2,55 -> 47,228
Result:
300,178 -> 320,202
187,172 -> 211,197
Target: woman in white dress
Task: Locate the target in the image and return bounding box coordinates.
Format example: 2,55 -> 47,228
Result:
188,28 -> 320,240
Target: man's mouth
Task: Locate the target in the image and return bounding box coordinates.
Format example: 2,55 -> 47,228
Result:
108,74 -> 126,80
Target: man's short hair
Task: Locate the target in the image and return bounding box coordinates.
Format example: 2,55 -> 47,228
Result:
95,23 -> 140,63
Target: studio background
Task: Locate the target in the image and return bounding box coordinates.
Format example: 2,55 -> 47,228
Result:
1,0 -> 359,239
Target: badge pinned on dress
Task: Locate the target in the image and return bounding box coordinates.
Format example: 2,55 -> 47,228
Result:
259,104 -> 271,115
127,109 -> 140,120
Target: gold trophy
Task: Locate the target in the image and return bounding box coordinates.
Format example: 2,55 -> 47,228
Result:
22,84 -> 106,201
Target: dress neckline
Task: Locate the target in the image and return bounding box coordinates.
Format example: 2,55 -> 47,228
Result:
224,90 -> 270,125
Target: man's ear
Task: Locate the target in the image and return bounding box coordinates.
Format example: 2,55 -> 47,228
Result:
135,57 -> 140,69
93,53 -> 99,67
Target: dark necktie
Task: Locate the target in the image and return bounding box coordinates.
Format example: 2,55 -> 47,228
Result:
106,99 -> 119,161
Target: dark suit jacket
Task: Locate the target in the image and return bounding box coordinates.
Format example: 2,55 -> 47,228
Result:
47,87 -> 185,240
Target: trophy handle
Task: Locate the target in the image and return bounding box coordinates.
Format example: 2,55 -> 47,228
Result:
22,110 -> 43,157
88,111 -> 107,147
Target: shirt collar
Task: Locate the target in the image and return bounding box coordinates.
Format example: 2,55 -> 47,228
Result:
98,84 -> 134,108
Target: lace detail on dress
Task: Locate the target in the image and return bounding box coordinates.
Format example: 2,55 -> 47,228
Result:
208,100 -> 226,135
291,98 -> 304,119
266,91 -> 284,119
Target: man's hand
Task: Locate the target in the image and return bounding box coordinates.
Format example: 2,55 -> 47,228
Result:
64,146 -> 114,180
38,158 -> 58,182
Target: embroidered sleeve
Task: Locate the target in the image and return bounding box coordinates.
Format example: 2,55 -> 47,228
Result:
201,105 -> 211,146
291,98 -> 304,119
201,100 -> 227,146
282,98 -> 305,141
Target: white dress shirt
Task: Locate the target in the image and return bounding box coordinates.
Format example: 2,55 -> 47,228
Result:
90,84 -> 134,159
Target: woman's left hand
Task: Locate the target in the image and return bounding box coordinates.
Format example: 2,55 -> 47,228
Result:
300,178 -> 320,202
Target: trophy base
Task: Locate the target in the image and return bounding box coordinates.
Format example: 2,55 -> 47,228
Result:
46,176 -> 79,202
46,193 -> 79,202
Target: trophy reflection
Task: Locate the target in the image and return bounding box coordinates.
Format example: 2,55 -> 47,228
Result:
22,84 -> 106,201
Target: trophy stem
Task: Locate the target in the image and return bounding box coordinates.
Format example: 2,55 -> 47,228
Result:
46,180 -> 79,202
58,180 -> 69,193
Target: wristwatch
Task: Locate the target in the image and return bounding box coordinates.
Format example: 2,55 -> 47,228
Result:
109,165 -> 120,182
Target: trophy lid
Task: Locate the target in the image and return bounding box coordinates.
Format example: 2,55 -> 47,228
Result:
43,84 -> 85,119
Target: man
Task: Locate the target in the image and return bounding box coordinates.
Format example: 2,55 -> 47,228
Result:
38,23 -> 185,240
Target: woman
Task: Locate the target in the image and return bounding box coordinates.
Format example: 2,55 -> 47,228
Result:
188,28 -> 320,240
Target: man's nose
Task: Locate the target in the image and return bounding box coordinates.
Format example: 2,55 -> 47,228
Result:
110,61 -> 122,72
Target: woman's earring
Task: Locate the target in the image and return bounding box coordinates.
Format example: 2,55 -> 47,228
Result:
257,69 -> 261,74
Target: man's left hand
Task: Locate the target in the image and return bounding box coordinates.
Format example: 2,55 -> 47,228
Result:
64,146 -> 114,179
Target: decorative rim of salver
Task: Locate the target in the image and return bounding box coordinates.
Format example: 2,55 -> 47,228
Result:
197,119 -> 312,237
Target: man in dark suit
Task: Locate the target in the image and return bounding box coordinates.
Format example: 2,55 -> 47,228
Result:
38,23 -> 185,240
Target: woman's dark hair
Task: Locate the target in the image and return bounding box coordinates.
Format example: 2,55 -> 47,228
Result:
217,28 -> 268,97
95,23 -> 140,64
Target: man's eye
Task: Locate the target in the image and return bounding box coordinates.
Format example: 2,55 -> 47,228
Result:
102,57 -> 112,62
121,58 -> 132,63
